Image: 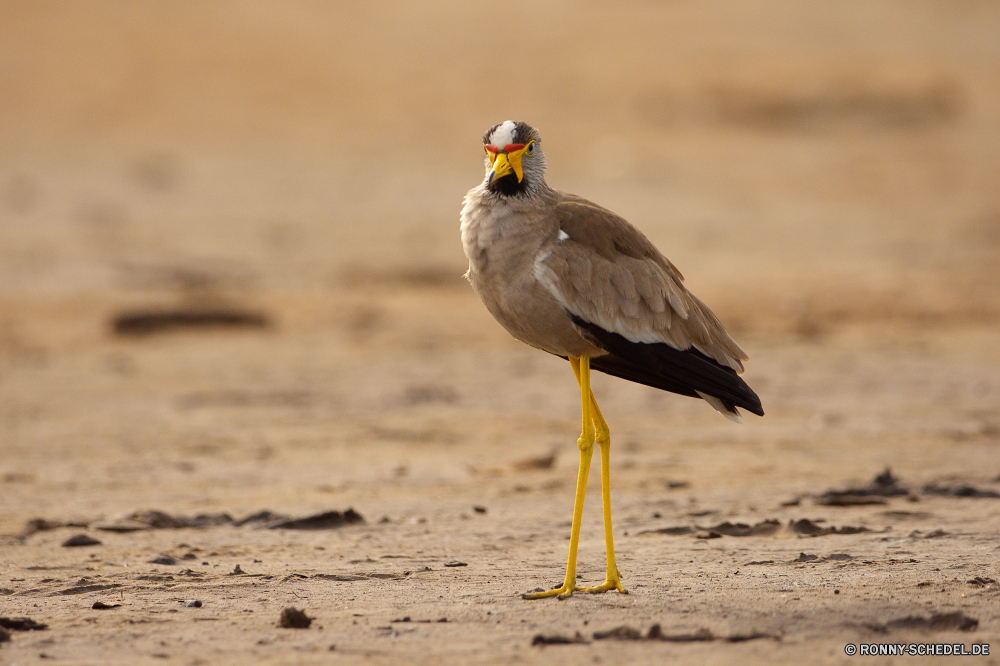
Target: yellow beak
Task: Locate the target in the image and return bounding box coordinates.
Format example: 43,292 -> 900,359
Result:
488,146 -> 527,184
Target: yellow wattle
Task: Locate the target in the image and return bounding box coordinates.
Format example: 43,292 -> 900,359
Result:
487,144 -> 530,184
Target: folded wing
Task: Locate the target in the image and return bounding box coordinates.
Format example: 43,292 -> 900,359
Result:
535,194 -> 764,420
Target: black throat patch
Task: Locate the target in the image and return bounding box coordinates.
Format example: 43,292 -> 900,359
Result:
488,173 -> 528,197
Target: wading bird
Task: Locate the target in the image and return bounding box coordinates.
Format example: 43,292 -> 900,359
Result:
460,121 -> 763,599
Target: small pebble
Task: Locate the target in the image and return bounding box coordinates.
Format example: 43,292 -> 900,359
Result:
62,534 -> 101,548
185,600 -> 202,608
279,607 -> 313,629
148,556 -> 178,565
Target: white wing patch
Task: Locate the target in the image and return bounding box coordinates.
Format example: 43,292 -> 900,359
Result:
696,391 -> 743,423
488,120 -> 517,147
557,230 -> 570,242
533,248 -> 568,309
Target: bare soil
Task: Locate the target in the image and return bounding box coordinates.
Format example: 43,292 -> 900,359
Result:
2,2 -> 999,664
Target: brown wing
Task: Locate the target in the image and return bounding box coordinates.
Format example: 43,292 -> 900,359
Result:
535,193 -> 763,419
542,195 -> 748,372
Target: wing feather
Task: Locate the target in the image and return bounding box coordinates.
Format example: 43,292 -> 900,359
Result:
571,315 -> 764,418
540,195 -> 748,373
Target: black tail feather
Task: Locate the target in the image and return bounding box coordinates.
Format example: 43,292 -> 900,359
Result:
569,315 -> 764,417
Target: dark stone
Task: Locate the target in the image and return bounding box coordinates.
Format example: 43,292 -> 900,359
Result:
62,534 -> 101,547
279,607 -> 313,629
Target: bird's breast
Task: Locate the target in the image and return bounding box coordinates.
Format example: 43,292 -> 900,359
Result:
459,195 -> 599,358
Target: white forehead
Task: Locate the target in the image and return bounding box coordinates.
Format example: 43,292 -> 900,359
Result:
488,120 -> 517,147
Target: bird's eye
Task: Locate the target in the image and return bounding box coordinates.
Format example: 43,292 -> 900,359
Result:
526,142 -> 535,156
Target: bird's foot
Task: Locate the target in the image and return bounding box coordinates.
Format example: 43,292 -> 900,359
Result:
576,576 -> 627,595
522,583 -> 575,600
523,574 -> 626,600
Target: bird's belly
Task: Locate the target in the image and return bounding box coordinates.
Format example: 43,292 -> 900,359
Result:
469,266 -> 602,359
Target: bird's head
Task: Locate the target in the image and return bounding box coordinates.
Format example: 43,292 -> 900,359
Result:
481,121 -> 546,197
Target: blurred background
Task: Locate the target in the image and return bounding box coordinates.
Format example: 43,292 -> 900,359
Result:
4,1 -> 998,307
1,1 -> 999,519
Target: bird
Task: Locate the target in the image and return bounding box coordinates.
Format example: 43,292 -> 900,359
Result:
460,121 -> 763,599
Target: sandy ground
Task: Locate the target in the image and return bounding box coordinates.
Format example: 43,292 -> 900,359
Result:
2,2 -> 1000,664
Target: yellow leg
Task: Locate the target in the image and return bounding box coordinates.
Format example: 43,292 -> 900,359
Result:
523,356 -> 595,600
576,393 -> 627,594
523,356 -> 626,599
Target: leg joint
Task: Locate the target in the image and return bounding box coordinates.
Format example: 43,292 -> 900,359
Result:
593,417 -> 610,447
